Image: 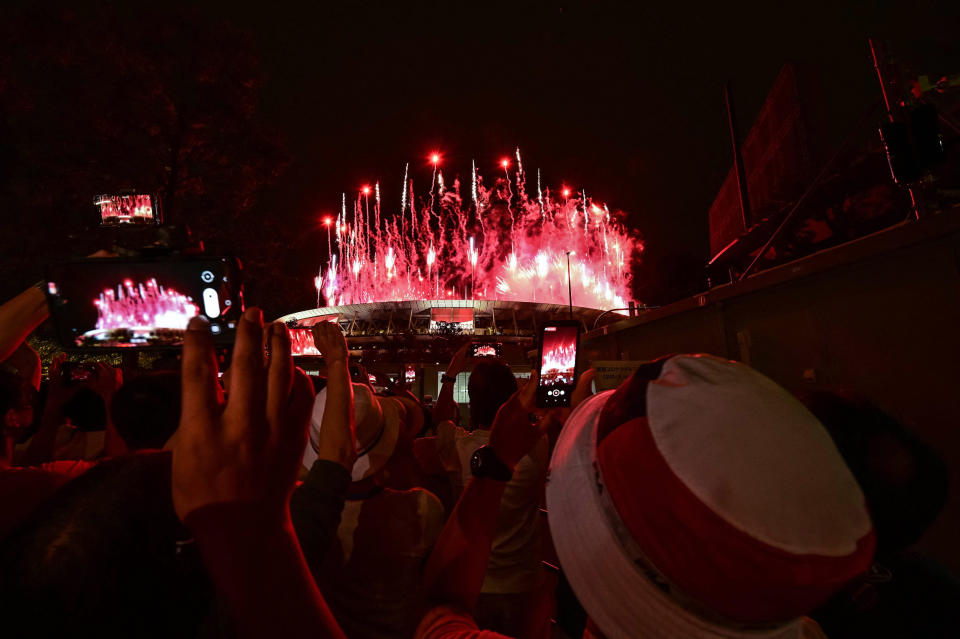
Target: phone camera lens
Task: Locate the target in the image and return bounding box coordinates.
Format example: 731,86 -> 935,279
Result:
200,270 -> 215,283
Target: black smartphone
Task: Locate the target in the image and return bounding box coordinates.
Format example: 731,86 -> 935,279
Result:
95,193 -> 162,225
45,256 -> 243,348
469,342 -> 503,358
60,361 -> 99,385
536,321 -> 580,408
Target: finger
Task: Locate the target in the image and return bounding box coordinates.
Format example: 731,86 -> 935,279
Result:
275,367 -> 315,472
517,370 -> 538,410
180,316 -> 221,430
225,307 -> 267,425
266,322 -> 294,429
571,369 -> 596,409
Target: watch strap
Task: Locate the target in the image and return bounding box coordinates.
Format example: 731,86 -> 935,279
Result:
470,445 -> 513,482
441,374 -> 457,385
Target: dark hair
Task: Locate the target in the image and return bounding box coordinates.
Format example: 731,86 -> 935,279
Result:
0,370 -> 28,417
467,359 -> 517,429
62,387 -> 107,432
0,453 -> 213,637
802,390 -> 949,556
110,372 -> 181,450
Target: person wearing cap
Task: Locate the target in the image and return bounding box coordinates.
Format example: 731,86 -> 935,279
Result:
418,354 -> 876,639
295,328 -> 445,639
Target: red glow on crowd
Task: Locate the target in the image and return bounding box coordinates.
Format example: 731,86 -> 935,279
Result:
315,151 -> 641,310
93,279 -> 199,331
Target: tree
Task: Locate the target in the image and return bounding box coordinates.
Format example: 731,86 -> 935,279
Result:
0,2 -> 288,310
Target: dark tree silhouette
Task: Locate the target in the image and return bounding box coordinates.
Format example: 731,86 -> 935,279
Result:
0,2 -> 288,311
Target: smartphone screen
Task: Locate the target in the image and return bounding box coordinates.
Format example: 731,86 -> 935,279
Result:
289,328 -> 321,356
95,194 -> 161,225
469,342 -> 502,358
536,322 -> 580,408
45,257 -> 242,348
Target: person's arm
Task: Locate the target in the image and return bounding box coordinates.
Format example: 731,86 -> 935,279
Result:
17,354 -> 73,467
310,322 -> 355,470
434,342 -> 469,424
422,375 -> 542,611
288,322 -> 356,575
172,309 -> 345,639
0,287 -> 48,363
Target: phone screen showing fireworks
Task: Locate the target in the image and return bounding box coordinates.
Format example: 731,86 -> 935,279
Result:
289,328 -> 321,357
469,342 -> 502,358
95,194 -> 160,225
537,322 -> 580,408
45,257 -> 242,348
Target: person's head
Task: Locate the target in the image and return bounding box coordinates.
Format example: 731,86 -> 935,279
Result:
62,387 -> 107,432
0,370 -> 35,438
303,381 -> 403,483
801,390 -> 948,557
547,355 -> 875,639
0,453 -> 213,637
110,372 -> 182,451
467,358 -> 517,429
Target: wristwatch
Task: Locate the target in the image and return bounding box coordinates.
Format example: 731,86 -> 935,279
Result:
440,374 -> 457,385
470,445 -> 513,481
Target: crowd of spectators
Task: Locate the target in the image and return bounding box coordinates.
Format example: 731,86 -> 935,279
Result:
0,281 -> 955,638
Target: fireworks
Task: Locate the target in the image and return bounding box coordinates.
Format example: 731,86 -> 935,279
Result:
316,151 -> 641,310
94,279 -> 198,331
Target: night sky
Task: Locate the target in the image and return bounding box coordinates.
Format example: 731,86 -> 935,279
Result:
190,0 -> 958,277
4,0 -> 959,312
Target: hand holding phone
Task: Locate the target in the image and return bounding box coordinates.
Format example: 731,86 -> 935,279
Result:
536,322 -> 580,408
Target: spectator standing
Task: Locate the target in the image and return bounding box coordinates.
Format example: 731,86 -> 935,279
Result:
434,344 -> 547,636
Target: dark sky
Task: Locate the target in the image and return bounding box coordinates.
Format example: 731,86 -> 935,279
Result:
183,0 -> 958,268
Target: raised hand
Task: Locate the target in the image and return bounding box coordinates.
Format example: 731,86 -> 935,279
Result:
311,322 -> 348,365
172,308 -> 315,523
445,341 -> 471,378
488,371 -> 542,470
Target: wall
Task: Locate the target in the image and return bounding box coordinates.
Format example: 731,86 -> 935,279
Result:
585,213 -> 960,572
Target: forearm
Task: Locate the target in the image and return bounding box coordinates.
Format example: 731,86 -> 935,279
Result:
434,380 -> 458,424
18,406 -> 64,466
0,287 -> 49,362
187,503 -> 346,639
315,359 -> 355,469
422,476 -> 507,611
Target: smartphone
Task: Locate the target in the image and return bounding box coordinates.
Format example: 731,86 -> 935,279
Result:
536,321 -> 580,408
95,193 -> 162,225
469,342 -> 502,358
289,327 -> 321,356
45,256 -> 243,348
60,361 -> 99,385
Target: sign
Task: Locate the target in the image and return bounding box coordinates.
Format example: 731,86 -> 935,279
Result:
590,360 -> 645,392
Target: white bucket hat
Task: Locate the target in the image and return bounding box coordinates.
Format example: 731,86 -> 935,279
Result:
303,382 -> 404,481
546,354 -> 875,639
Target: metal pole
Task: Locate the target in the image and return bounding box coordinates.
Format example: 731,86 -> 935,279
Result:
869,38 -> 920,221
566,251 -> 574,319
725,82 -> 753,231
